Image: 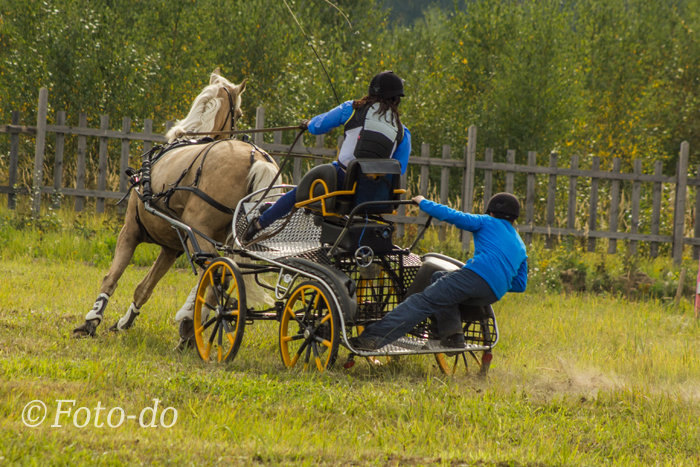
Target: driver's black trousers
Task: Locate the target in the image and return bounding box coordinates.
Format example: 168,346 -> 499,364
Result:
359,268 -> 497,348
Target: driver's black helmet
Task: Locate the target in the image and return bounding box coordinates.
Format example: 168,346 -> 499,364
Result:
486,193 -> 520,221
368,71 -> 404,99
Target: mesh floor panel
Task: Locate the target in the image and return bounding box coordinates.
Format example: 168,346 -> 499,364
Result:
233,193 -> 323,260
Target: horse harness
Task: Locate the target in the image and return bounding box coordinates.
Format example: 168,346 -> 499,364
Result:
121,137 -> 273,243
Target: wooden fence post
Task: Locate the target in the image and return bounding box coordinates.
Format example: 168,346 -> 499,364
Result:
143,119 -> 154,154
32,87 -> 48,217
567,155 -> 578,237
420,143 -> 430,197
96,115 -> 109,213
254,106 -> 265,147
629,159 -> 642,256
439,145 -> 450,241
672,141 -> 690,264
505,149 -> 515,193
461,125 -> 476,252
587,157 -> 600,252
119,117 -> 131,193
546,152 -> 557,249
608,157 -> 621,254
650,160 -> 663,258
8,111 -> 20,209
52,111 -> 66,208
75,113 -> 87,212
694,164 -> 700,259
483,148 -> 493,208
525,151 -> 536,245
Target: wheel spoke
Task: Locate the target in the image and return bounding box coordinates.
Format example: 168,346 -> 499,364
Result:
317,337 -> 332,348
284,307 -> 305,327
282,333 -> 304,343
303,291 -> 317,317
195,317 -> 216,335
294,339 -> 309,362
303,337 -> 313,369
312,341 -> 324,372
208,320 -> 220,345
223,293 -> 238,313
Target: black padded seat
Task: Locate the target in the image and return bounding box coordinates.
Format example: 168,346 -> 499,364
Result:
295,164 -> 338,212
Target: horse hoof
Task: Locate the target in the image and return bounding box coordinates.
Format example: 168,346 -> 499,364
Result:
109,320 -> 135,332
72,319 -> 99,338
176,319 -> 195,351
109,306 -> 140,332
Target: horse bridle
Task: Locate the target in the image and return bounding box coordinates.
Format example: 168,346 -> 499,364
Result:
218,86 -> 238,136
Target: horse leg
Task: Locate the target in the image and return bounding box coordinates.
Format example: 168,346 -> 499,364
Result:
109,246 -> 180,332
72,215 -> 142,338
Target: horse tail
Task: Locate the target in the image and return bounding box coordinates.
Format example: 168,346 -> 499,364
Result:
246,159 -> 279,201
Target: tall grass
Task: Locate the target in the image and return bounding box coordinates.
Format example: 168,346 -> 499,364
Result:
0,206 -> 699,464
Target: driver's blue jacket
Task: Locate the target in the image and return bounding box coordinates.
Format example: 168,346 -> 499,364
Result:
418,199 -> 528,298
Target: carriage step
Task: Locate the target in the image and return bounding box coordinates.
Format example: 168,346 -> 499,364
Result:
347,335 -> 491,357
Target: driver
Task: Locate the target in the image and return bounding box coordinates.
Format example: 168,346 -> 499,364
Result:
243,71 -> 412,241
349,192 -> 528,351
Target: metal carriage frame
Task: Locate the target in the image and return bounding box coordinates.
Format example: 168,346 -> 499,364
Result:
170,178 -> 500,375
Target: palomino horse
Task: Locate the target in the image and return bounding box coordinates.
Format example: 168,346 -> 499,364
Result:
73,69 -> 278,338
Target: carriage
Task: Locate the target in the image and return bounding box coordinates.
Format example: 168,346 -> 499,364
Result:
74,70 -> 498,375
170,155 -> 499,375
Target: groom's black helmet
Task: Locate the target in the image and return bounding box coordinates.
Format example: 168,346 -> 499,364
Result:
486,193 -> 520,221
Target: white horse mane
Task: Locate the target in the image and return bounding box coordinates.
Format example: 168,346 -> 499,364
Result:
165,72 -> 243,142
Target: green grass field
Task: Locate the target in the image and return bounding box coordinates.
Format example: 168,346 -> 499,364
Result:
0,208 -> 699,465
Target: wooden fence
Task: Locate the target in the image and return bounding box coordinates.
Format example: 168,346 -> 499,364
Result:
0,88 -> 696,263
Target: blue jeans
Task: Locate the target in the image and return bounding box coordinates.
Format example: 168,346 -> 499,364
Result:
360,268 -> 497,348
259,162 -> 346,228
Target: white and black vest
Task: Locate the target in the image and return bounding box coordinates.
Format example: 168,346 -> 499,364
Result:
338,103 -> 403,168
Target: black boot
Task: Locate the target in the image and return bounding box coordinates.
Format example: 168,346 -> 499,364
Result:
242,217 -> 262,242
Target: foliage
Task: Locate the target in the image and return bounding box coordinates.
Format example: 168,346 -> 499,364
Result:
1,0 -> 697,166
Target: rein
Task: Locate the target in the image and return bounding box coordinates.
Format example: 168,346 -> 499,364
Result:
183,125 -> 304,138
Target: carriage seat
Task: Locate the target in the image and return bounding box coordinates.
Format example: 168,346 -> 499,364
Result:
294,163 -> 339,213
294,158 -> 403,217
294,158 -> 404,254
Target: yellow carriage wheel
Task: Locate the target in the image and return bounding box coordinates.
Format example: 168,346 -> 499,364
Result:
434,320 -> 493,377
279,281 -> 339,372
193,257 -> 246,364
434,350 -> 492,377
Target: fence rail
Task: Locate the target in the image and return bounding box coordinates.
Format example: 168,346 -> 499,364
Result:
0,88 -> 695,263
